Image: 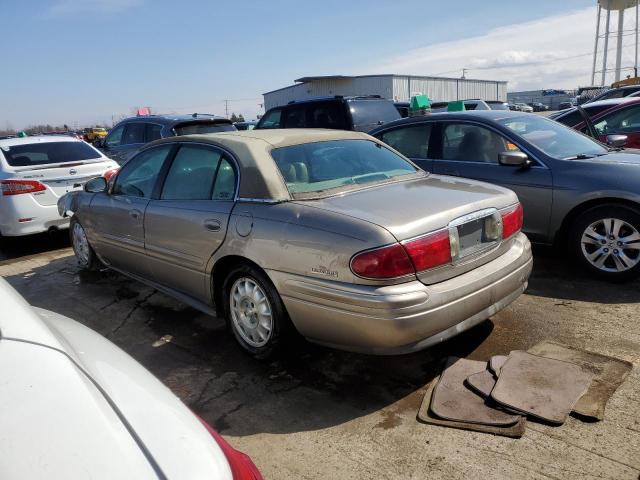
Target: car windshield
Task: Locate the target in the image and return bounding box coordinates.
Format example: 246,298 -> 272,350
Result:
174,122 -> 236,135
1,141 -> 102,167
271,139 -> 419,198
497,115 -> 608,159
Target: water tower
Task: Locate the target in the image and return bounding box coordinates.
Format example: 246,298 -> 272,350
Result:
591,0 -> 640,86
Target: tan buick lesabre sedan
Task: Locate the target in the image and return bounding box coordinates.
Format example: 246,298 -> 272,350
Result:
59,129 -> 532,358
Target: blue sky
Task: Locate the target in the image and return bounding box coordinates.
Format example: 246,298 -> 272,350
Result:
1,0 -> 601,128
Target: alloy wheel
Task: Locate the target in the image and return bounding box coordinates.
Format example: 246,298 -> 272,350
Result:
229,277 -> 273,347
580,217 -> 640,272
72,222 -> 90,266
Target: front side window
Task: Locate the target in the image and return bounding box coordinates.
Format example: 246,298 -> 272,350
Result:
112,145 -> 171,198
1,141 -> 102,167
105,125 -> 125,147
146,123 -> 163,142
257,108 -> 282,129
122,123 -> 145,145
441,123 -> 511,163
271,139 -> 418,198
161,145 -> 227,200
379,124 -> 432,159
593,106 -> 640,135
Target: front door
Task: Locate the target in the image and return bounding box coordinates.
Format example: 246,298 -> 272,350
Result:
431,121 -> 553,242
144,144 -> 237,302
88,144 -> 173,278
375,122 -> 434,172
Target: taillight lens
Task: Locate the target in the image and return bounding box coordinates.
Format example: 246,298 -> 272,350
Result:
501,203 -> 523,239
403,229 -> 452,271
102,168 -> 119,181
198,417 -> 263,480
350,243 -> 415,279
0,179 -> 46,196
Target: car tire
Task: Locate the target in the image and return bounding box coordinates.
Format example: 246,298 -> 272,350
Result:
70,217 -> 101,271
222,264 -> 290,359
569,204 -> 640,281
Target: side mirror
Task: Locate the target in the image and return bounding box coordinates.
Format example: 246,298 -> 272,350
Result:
84,176 -> 108,193
606,134 -> 627,148
499,151 -> 530,167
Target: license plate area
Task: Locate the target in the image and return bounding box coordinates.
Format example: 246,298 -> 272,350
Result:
449,208 -> 501,261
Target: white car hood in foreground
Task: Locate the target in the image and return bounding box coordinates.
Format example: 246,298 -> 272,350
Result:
0,279 -> 231,480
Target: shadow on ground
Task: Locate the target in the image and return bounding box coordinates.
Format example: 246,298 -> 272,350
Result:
0,230 -> 70,261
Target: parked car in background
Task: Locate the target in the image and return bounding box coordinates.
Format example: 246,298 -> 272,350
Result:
234,121 -> 257,131
83,127 -> 108,144
0,135 -> 118,237
394,101 -> 410,118
255,96 -> 401,132
584,85 -> 640,104
0,277 -> 263,480
552,97 -> 640,148
371,111 -> 640,280
430,99 -> 491,112
514,103 -> 533,113
528,102 -> 549,112
60,129 -> 531,358
486,101 -> 510,111
98,114 -> 236,165
558,101 -> 573,110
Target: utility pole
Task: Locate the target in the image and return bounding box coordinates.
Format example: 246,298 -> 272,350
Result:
224,100 -> 229,118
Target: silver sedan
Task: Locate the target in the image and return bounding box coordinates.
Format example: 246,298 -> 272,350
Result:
60,129 -> 532,358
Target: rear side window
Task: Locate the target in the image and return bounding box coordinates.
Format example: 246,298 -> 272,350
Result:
161,145 -> 223,200
379,124 -> 432,159
122,123 -> 146,145
1,141 -> 101,166
282,105 -> 307,128
113,145 -> 171,198
173,122 -> 236,135
308,102 -> 347,129
256,108 -> 282,129
212,158 -> 236,200
146,124 -> 163,141
348,100 -> 401,131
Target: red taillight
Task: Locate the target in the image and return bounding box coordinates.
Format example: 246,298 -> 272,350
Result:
403,229 -> 452,271
102,168 -> 119,181
350,243 -> 415,279
501,203 -> 523,239
0,179 -> 46,196
198,417 -> 263,480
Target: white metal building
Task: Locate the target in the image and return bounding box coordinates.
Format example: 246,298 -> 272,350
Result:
263,75 -> 508,110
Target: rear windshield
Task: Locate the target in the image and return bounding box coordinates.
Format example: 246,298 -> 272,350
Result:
348,100 -> 401,131
271,139 -> 418,199
174,122 -> 236,135
1,141 -> 101,167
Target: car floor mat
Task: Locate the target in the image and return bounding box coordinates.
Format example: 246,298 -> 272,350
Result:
527,340 -> 633,420
489,355 -> 508,376
491,351 -> 595,425
430,357 -> 522,426
418,375 -> 526,438
465,369 -> 496,398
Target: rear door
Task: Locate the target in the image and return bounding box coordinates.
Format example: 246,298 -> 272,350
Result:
144,144 -> 237,301
430,121 -> 553,241
88,144 -> 173,278
375,122 -> 434,172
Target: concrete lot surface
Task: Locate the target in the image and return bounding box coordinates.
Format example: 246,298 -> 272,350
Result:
1,232 -> 639,480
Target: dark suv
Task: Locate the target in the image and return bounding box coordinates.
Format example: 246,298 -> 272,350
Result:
255,96 -> 401,132
99,114 -> 235,164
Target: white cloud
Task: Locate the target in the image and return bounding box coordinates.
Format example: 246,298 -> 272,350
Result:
360,7 -> 640,91
49,0 -> 144,16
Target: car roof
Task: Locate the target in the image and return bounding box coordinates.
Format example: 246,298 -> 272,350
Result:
280,95 -> 388,106
115,114 -> 231,126
369,110 -> 526,132
0,135 -> 82,148
583,97 -> 640,108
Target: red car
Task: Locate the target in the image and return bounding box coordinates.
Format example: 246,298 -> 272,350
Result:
552,97 -> 640,148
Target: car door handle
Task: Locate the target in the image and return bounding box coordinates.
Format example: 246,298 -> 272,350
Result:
204,219 -> 221,232
129,209 -> 142,219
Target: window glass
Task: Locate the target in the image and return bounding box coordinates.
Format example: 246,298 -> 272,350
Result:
498,114 -> 607,159
122,123 -> 145,145
271,139 -> 417,198
1,141 -> 101,166
105,125 -> 125,147
441,123 -> 511,163
282,105 -> 307,128
348,99 -> 401,131
112,145 -> 171,198
173,122 -> 235,135
211,158 -> 236,200
146,123 -> 162,142
257,108 -> 282,129
593,105 -> 640,135
308,102 -> 347,129
161,145 -> 222,200
380,124 -> 431,159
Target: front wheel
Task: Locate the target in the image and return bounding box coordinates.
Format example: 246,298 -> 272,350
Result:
222,264 -> 290,359
569,205 -> 640,281
70,218 -> 102,271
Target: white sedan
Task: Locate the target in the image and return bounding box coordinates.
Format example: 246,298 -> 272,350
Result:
0,278 -> 263,480
0,135 -> 118,236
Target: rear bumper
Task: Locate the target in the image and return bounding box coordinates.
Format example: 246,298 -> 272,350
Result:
272,233 -> 532,355
0,195 -> 68,236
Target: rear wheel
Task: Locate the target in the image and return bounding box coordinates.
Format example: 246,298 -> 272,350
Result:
569,205 -> 640,281
222,264 -> 289,359
70,218 -> 101,271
